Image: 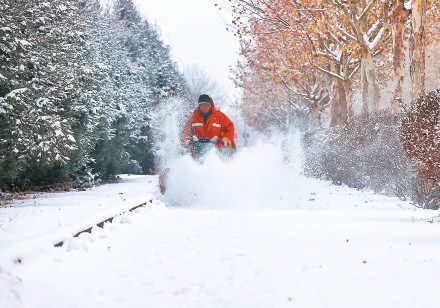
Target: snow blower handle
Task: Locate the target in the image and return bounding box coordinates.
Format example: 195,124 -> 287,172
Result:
191,136 -> 217,144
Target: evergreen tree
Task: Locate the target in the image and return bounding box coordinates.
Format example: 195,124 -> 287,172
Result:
0,0 -> 190,190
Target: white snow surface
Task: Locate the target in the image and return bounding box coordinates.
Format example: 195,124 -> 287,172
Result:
1,137 -> 440,308
0,175 -> 155,265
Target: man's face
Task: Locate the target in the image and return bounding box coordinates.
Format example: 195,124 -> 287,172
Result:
199,102 -> 212,114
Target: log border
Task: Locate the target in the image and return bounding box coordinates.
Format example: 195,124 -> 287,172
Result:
53,200 -> 152,247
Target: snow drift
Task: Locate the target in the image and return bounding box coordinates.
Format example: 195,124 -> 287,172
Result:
162,132 -> 305,208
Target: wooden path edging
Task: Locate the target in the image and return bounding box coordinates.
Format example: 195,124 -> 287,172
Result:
54,200 -> 153,248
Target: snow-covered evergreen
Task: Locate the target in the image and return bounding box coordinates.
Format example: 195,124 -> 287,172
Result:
0,0 -> 189,189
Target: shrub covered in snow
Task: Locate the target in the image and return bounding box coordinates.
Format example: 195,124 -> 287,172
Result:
303,111 -> 416,200
123,160 -> 144,175
401,90 -> 440,209
71,170 -> 95,189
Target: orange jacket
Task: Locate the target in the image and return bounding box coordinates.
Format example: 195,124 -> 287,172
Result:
183,107 -> 235,148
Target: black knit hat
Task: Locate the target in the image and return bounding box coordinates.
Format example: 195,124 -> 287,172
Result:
198,94 -> 213,104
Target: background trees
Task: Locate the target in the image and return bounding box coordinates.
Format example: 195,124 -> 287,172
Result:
224,0 -> 439,208
185,65 -> 228,107
226,0 -> 439,127
0,0 -> 189,190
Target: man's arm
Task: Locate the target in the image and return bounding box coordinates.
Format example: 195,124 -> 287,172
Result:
220,113 -> 235,146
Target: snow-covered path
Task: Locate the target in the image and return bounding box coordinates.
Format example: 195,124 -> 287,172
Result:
0,175 -> 156,266
3,176 -> 440,308
1,140 -> 440,308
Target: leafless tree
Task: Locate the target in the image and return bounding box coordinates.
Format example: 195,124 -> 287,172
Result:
184,65 -> 227,106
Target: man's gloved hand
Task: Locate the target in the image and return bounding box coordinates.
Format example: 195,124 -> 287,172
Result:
221,137 -> 232,147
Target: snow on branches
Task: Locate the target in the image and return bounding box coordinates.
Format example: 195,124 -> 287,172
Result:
0,0 -> 188,190
225,0 -> 439,128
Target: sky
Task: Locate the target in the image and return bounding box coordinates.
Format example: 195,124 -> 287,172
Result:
133,0 -> 241,103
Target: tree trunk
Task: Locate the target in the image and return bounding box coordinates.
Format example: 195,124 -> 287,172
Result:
361,51 -> 381,114
330,84 -> 341,127
390,2 -> 409,110
337,79 -> 348,125
409,0 -> 426,102
346,79 -> 353,119
311,105 -> 321,128
358,0 -> 380,114
330,76 -> 349,127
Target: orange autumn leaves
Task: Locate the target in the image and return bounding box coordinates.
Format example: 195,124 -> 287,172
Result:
226,0 -> 439,128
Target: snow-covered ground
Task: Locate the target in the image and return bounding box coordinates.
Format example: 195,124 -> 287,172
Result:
0,175 -> 156,266
1,137 -> 439,308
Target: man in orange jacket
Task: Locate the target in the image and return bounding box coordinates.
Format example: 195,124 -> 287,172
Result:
182,94 -> 235,151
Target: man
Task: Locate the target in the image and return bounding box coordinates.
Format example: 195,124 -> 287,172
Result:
182,94 -> 235,152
